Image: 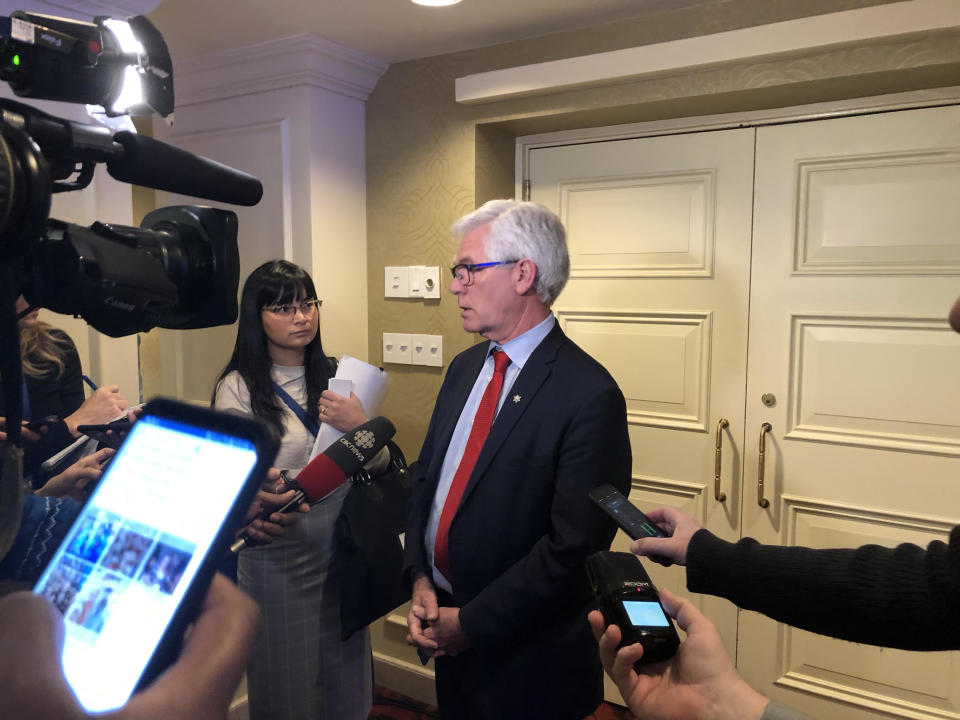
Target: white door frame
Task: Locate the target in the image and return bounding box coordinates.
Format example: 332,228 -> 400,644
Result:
516,85 -> 960,190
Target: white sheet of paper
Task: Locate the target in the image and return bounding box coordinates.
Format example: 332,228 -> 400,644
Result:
310,356 -> 391,458
327,378 -> 353,397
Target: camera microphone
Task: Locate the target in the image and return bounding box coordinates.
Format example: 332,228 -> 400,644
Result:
107,131 -> 263,207
229,416 -> 396,553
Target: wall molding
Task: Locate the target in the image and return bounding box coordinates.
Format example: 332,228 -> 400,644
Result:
19,0 -> 160,18
174,33 -> 389,108
457,0 -> 960,104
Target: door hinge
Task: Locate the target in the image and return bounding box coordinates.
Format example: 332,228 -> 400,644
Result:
522,179 -> 531,201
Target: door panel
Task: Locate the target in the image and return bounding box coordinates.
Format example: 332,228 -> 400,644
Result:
742,105 -> 960,719
528,129 -> 756,678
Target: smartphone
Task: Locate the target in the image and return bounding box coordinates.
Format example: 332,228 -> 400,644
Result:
586,551 -> 680,666
32,398 -> 278,713
76,418 -> 134,446
24,414 -> 60,431
589,484 -> 667,540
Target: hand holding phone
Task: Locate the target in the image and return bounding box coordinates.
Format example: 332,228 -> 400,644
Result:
32,398 -> 277,713
76,418 -> 134,448
25,414 -> 61,432
1,574 -> 259,720
590,484 -> 675,567
589,484 -> 667,540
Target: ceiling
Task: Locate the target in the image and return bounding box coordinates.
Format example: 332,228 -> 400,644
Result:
149,0 -> 727,65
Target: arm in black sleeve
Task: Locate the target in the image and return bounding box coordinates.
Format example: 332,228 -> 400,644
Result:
686,526 -> 960,650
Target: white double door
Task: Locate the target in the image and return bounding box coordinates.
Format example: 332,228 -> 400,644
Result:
527,104 -> 960,719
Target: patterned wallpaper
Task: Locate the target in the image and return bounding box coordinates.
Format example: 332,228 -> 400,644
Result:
365,0 -> 960,461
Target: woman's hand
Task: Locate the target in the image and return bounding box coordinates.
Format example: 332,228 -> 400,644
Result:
65,386 -> 129,437
35,447 -> 115,500
318,390 -> 367,433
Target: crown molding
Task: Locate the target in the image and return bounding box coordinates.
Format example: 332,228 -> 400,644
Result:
174,33 -> 389,108
7,0 -> 161,18
457,0 -> 960,104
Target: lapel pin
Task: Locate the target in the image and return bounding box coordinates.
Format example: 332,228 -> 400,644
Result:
513,394 -> 521,403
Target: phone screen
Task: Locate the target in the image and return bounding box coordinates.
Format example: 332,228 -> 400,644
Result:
33,412 -> 258,713
623,598 -> 671,628
600,490 -> 666,539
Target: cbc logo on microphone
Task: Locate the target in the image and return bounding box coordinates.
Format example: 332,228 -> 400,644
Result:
353,429 -> 376,449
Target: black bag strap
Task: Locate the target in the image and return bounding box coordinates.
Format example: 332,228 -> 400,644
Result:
273,382 -> 319,438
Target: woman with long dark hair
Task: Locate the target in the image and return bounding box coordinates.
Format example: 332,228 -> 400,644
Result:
212,260 -> 377,720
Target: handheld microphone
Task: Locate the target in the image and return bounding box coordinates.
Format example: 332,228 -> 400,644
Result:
107,131 -> 264,206
230,416 -> 396,553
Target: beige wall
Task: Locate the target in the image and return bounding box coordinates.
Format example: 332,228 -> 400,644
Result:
365,0 -> 960,691
366,0 -> 960,470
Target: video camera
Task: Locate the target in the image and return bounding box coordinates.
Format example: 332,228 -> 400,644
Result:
0,10 -> 263,337
0,10 -> 264,446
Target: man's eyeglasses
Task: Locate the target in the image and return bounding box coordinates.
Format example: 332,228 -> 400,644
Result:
262,299 -> 322,318
450,260 -> 519,286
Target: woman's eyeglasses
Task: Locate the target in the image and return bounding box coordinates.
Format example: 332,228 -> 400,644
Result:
262,299 -> 322,318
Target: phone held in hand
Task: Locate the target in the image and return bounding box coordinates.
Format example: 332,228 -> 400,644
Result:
32,398 -> 278,713
23,414 -> 61,432
589,484 -> 667,540
76,418 -> 134,445
586,551 -> 680,666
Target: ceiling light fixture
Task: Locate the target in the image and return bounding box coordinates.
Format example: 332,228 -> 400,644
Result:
410,0 -> 462,6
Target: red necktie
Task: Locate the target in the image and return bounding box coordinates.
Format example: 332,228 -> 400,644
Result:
434,349 -> 511,582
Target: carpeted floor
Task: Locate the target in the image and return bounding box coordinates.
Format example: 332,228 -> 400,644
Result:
369,688 -> 637,720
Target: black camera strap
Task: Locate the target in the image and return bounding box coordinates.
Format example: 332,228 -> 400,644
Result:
0,263 -> 23,447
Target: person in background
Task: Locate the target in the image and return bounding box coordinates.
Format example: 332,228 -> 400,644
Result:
404,200 -> 631,719
0,296 -> 127,479
213,259 -> 381,720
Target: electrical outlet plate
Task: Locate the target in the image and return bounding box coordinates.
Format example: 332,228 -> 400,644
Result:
412,334 -> 442,367
382,332 -> 412,364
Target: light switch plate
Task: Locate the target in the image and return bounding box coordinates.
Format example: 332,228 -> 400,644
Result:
385,267 -> 409,298
408,266 -> 441,299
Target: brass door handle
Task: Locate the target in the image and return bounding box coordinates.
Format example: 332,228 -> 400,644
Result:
757,422 -> 772,508
714,418 -> 729,502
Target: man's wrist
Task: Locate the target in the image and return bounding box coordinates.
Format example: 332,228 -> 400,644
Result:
710,676 -> 770,720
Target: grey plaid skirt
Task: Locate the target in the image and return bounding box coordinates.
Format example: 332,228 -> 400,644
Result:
239,482 -> 372,720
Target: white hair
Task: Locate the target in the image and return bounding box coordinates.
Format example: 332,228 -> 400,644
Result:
451,199 -> 570,305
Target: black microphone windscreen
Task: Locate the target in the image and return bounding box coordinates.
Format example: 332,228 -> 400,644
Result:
106,131 -> 263,207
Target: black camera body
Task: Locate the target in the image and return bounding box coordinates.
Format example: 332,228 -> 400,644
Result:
586,551 -> 680,665
0,10 -> 263,447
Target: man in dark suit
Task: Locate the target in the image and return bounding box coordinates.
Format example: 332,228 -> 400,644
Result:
404,199 -> 632,719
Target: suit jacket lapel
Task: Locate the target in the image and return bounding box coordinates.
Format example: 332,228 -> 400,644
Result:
456,324 -> 565,508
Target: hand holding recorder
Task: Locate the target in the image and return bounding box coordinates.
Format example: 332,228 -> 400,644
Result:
588,588 -> 771,720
